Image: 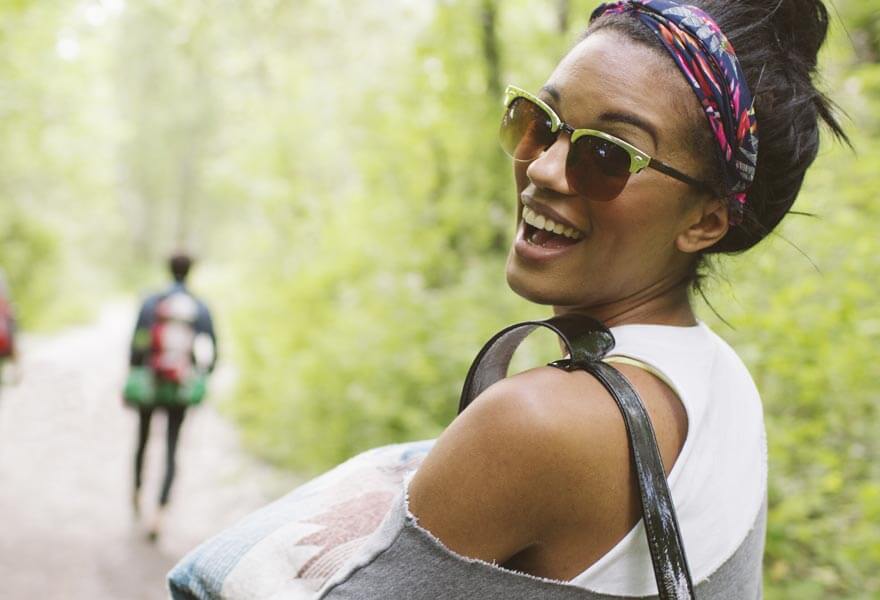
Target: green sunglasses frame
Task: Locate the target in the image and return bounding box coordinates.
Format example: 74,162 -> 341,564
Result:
502,85 -> 712,193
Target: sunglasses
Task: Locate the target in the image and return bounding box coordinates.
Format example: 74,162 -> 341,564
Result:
499,85 -> 711,201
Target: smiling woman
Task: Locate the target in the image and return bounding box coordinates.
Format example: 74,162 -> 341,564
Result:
504,33 -> 724,311
318,0 -> 843,598
168,1 -> 846,598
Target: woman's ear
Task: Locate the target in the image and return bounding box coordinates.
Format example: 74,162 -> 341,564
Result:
676,198 -> 729,254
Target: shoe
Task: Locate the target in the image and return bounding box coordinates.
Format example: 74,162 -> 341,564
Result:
146,506 -> 166,543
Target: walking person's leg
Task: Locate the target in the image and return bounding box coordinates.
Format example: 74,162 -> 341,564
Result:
148,404 -> 186,540
160,405 -> 187,507
133,406 -> 153,517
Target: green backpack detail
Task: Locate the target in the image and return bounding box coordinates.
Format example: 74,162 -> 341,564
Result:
124,366 -> 207,407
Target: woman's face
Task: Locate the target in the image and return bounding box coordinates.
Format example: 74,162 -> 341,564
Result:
505,30 -> 713,312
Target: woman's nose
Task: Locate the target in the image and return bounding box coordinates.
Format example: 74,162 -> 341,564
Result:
525,132 -> 574,195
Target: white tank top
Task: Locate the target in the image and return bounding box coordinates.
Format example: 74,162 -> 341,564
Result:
569,322 -> 767,596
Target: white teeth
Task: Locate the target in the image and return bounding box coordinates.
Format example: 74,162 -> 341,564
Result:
521,205 -> 582,240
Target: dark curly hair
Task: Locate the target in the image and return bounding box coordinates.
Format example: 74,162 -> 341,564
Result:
587,0 -> 849,264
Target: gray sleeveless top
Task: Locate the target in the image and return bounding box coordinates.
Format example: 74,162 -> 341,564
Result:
316,490 -> 766,600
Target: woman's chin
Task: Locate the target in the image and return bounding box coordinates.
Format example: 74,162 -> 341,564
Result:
505,253 -> 571,307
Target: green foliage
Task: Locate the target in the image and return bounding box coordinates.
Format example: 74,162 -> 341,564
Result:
223,1 -> 536,467
0,0 -> 125,327
0,207 -> 57,326
702,133 -> 880,598
219,0 -> 574,468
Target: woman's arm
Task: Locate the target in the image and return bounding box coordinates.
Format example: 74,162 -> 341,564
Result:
407,362 -> 686,579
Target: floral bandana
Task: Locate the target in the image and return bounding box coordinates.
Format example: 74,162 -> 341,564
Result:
590,0 -> 758,224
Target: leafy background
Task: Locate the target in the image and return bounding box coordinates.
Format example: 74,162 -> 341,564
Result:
1,0 -> 877,597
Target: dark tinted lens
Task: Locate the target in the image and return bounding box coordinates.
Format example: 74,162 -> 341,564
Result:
567,135 -> 632,201
499,97 -> 556,161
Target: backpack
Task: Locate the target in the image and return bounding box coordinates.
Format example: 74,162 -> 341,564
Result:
0,296 -> 14,359
149,291 -> 200,384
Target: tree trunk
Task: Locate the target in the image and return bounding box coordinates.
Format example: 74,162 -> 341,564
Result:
480,0 -> 501,97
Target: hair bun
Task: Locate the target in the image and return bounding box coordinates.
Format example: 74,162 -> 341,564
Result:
693,0 -> 846,254
767,0 -> 830,72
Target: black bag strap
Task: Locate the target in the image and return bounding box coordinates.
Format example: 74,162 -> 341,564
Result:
458,315 -> 695,599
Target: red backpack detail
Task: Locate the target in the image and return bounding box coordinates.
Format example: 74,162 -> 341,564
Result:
0,297 -> 14,358
149,292 -> 199,383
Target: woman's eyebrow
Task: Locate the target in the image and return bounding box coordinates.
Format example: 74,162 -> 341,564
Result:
540,85 -> 659,148
598,110 -> 659,148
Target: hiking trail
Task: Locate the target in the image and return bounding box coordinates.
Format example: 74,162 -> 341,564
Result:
0,302 -> 294,599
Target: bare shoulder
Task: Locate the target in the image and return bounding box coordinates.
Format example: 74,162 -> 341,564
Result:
408,361 -> 687,569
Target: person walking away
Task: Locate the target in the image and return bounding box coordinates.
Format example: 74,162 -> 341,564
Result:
128,253 -> 217,540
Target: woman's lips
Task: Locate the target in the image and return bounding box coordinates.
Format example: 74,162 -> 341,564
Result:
514,219 -> 584,262
521,204 -> 583,241
520,198 -> 585,236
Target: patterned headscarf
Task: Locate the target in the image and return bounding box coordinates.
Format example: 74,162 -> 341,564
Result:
590,0 -> 758,224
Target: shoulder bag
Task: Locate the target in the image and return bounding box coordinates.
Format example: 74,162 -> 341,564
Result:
458,314 -> 695,599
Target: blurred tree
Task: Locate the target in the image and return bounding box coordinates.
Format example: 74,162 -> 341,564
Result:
114,0 -> 218,260
0,0 -> 122,326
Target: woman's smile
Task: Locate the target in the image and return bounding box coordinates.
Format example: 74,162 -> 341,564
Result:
515,199 -> 586,262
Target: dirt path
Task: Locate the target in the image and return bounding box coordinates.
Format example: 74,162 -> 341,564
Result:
0,303 -> 294,600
